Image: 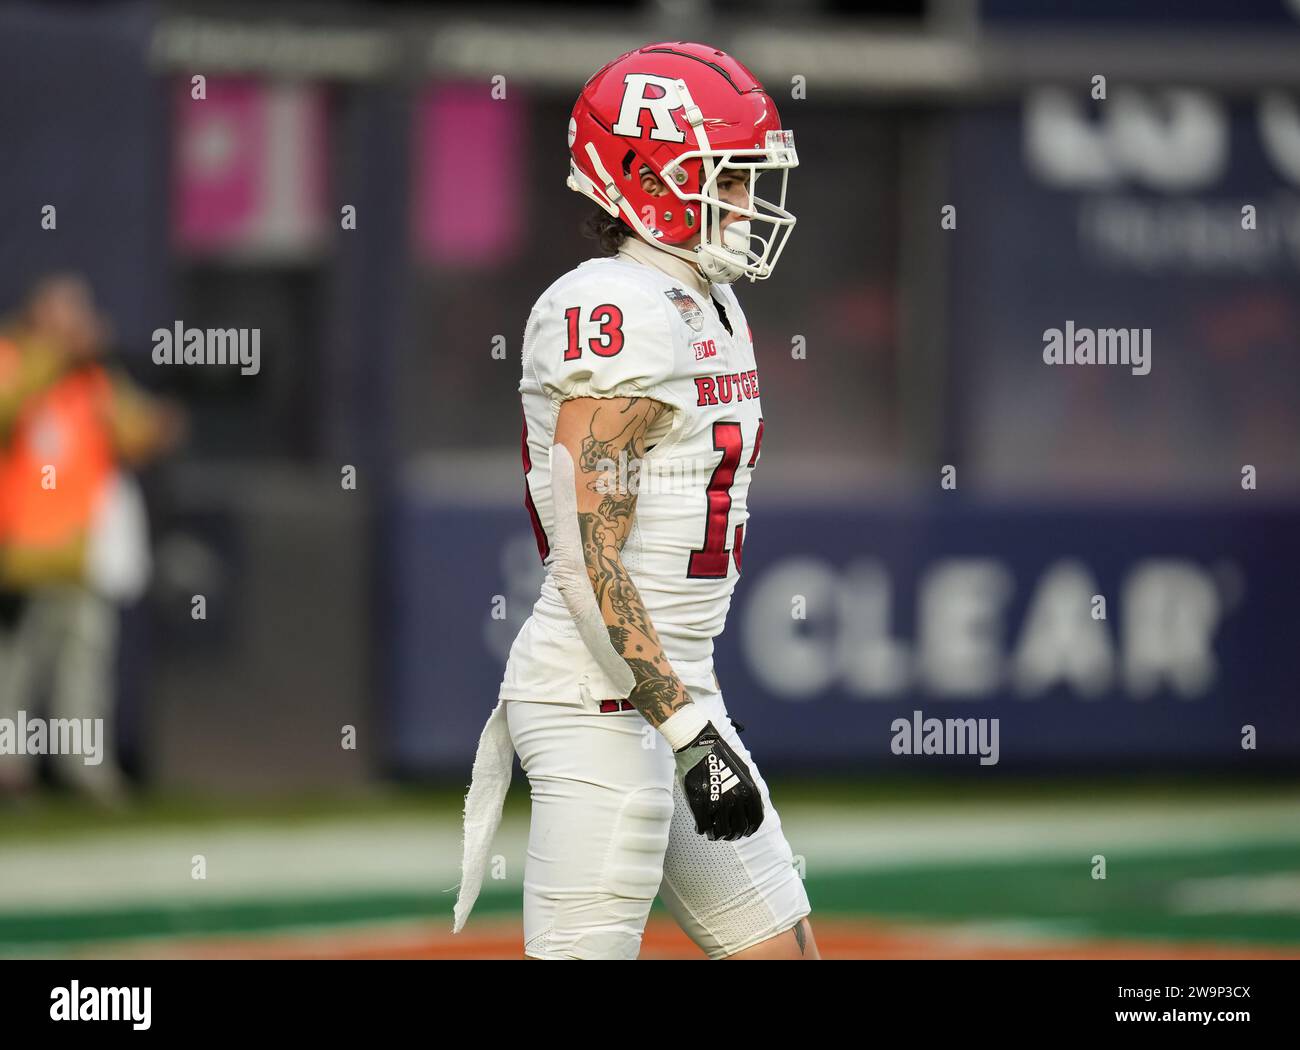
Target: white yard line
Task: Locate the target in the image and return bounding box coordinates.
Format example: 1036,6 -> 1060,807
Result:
1,795 -> 1297,915
781,795 -> 1300,871
1170,873 -> 1300,914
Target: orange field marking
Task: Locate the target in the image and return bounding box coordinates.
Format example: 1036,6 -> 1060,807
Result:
85,915 -> 1300,960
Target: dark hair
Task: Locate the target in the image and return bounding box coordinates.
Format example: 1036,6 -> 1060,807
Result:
582,208 -> 633,254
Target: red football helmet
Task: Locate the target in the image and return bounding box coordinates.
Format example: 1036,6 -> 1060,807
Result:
567,41 -> 798,283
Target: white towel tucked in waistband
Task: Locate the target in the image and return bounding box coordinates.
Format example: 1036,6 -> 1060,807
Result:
452,698 -> 514,934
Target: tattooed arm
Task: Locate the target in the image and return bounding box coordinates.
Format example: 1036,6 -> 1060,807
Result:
552,395 -> 694,729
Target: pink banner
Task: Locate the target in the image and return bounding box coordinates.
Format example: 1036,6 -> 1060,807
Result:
413,84 -> 525,267
172,77 -> 328,258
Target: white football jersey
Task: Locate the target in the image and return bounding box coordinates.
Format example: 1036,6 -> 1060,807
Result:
500,248 -> 765,704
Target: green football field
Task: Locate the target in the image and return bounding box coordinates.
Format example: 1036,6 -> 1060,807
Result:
2,778 -> 1298,958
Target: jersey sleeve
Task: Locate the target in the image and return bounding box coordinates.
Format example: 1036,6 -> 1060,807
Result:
525,270 -> 685,409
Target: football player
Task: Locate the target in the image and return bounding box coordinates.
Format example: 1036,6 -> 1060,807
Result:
456,41 -> 817,960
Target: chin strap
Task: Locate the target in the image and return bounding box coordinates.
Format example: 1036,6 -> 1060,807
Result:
691,216 -> 750,285
695,250 -> 742,285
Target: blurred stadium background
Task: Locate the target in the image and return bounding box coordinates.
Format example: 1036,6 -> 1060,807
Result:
1,0 -> 1299,959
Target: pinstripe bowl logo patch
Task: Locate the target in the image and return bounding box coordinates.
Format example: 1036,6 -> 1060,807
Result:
665,287 -> 704,332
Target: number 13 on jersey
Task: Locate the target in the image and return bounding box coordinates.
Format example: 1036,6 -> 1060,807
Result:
688,418 -> 763,579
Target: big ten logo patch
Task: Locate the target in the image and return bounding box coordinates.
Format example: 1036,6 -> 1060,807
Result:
692,338 -> 718,361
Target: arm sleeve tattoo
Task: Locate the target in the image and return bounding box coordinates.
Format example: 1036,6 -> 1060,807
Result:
553,396 -> 693,728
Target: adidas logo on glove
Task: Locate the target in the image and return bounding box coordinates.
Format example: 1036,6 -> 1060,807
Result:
707,752 -> 739,801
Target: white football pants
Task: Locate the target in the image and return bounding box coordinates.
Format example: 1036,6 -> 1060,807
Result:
506,685 -> 810,959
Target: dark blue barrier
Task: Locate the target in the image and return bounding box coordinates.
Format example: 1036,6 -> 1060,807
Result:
388,495 -> 1299,774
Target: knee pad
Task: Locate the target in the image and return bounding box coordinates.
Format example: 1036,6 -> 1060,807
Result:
526,786 -> 673,960
602,785 -> 673,899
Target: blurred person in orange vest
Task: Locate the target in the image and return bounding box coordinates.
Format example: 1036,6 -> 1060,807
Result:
0,274 -> 184,805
